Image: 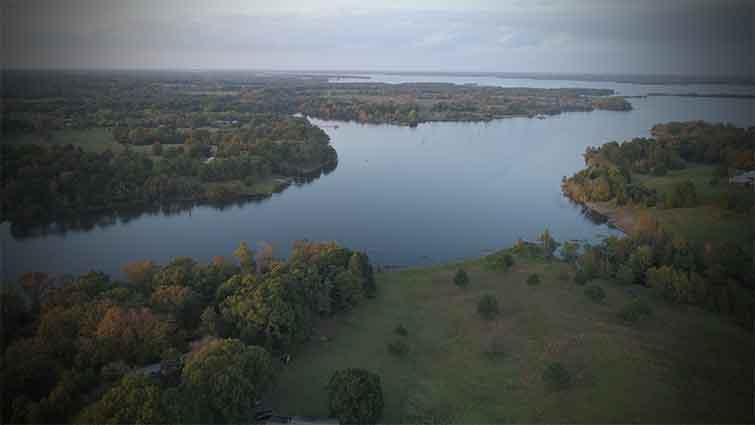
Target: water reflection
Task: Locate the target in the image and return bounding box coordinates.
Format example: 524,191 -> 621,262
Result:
3,95 -> 753,282
8,161 -> 337,240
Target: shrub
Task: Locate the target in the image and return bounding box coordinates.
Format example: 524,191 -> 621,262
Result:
618,300 -> 652,323
453,269 -> 469,288
394,324 -> 408,337
526,273 -> 540,286
486,251 -> 514,271
542,362 -> 571,391
243,176 -> 256,187
652,165 -> 667,176
584,285 -> 606,303
672,180 -> 697,208
152,142 -> 163,156
100,361 -> 130,382
513,240 -> 544,257
387,339 -> 409,357
573,269 -> 590,285
328,368 -> 384,425
477,294 -> 500,320
714,163 -> 729,178
616,263 -> 635,285
561,241 -> 579,264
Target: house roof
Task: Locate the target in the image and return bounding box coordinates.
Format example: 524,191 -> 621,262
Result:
730,171 -> 755,183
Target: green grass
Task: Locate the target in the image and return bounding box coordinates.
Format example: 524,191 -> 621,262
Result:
650,205 -> 754,249
639,165 -> 752,205
637,165 -> 755,250
269,256 -> 751,423
4,128 -> 123,153
3,128 -> 163,160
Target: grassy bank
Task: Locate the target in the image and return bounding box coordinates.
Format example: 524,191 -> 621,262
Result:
269,255 -> 751,423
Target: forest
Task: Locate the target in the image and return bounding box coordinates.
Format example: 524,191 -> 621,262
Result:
1,114 -> 337,223
1,241 -> 376,424
3,71 -> 630,132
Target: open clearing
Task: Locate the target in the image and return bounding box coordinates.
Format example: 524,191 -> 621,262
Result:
590,165 -> 754,251
640,165 -> 755,250
3,128 -> 160,159
269,255 -> 751,423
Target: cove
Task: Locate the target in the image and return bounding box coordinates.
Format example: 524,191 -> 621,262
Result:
2,95 -> 753,281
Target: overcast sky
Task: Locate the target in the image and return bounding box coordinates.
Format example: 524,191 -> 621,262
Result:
4,0 -> 753,75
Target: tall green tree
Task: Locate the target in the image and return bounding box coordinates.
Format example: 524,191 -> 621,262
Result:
539,228 -> 560,258
221,274 -> 308,348
453,269 -> 469,287
76,375 -> 164,425
181,339 -> 274,424
233,241 -> 255,274
328,368 -> 384,425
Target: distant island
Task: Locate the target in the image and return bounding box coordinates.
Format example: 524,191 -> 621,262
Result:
289,70 -> 755,86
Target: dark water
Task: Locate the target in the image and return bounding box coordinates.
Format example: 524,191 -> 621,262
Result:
2,96 -> 754,281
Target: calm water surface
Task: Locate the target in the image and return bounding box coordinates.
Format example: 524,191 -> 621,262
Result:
2,95 -> 754,281
331,73 -> 755,97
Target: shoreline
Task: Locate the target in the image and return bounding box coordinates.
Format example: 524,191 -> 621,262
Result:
2,159 -> 339,228
583,201 -> 636,235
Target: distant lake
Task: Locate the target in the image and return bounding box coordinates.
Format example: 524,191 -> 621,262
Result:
330,73 -> 755,97
2,93 -> 754,281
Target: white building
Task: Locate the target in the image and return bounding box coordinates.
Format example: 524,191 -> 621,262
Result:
729,170 -> 755,190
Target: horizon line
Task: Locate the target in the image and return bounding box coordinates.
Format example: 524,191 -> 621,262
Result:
4,67 -> 754,83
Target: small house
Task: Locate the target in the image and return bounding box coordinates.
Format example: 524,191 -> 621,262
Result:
729,170 -> 755,191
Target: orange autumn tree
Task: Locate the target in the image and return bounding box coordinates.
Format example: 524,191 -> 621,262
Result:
95,306 -> 176,364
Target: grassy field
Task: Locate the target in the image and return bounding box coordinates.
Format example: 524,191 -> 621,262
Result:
593,165 -> 754,252
4,128 -> 122,152
269,255 -> 751,423
638,165 -> 755,250
4,128 -> 160,159
638,165 -> 753,205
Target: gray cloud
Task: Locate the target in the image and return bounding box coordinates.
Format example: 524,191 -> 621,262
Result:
4,0 -> 753,75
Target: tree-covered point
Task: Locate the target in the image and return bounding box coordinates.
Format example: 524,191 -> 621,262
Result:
1,240 -> 375,424
1,114 -> 336,223
562,121 -> 754,207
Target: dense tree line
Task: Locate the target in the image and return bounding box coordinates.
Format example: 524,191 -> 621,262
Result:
488,226 -> 753,329
1,241 -> 376,424
569,215 -> 753,327
1,115 -> 336,223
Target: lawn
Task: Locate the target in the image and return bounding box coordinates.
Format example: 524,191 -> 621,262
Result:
3,128 -> 162,160
638,165 -> 755,250
4,128 -> 123,152
269,255 -> 751,423
639,164 -> 753,205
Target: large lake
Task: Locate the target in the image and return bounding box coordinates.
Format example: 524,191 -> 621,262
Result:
2,84 -> 754,281
330,73 -> 755,97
